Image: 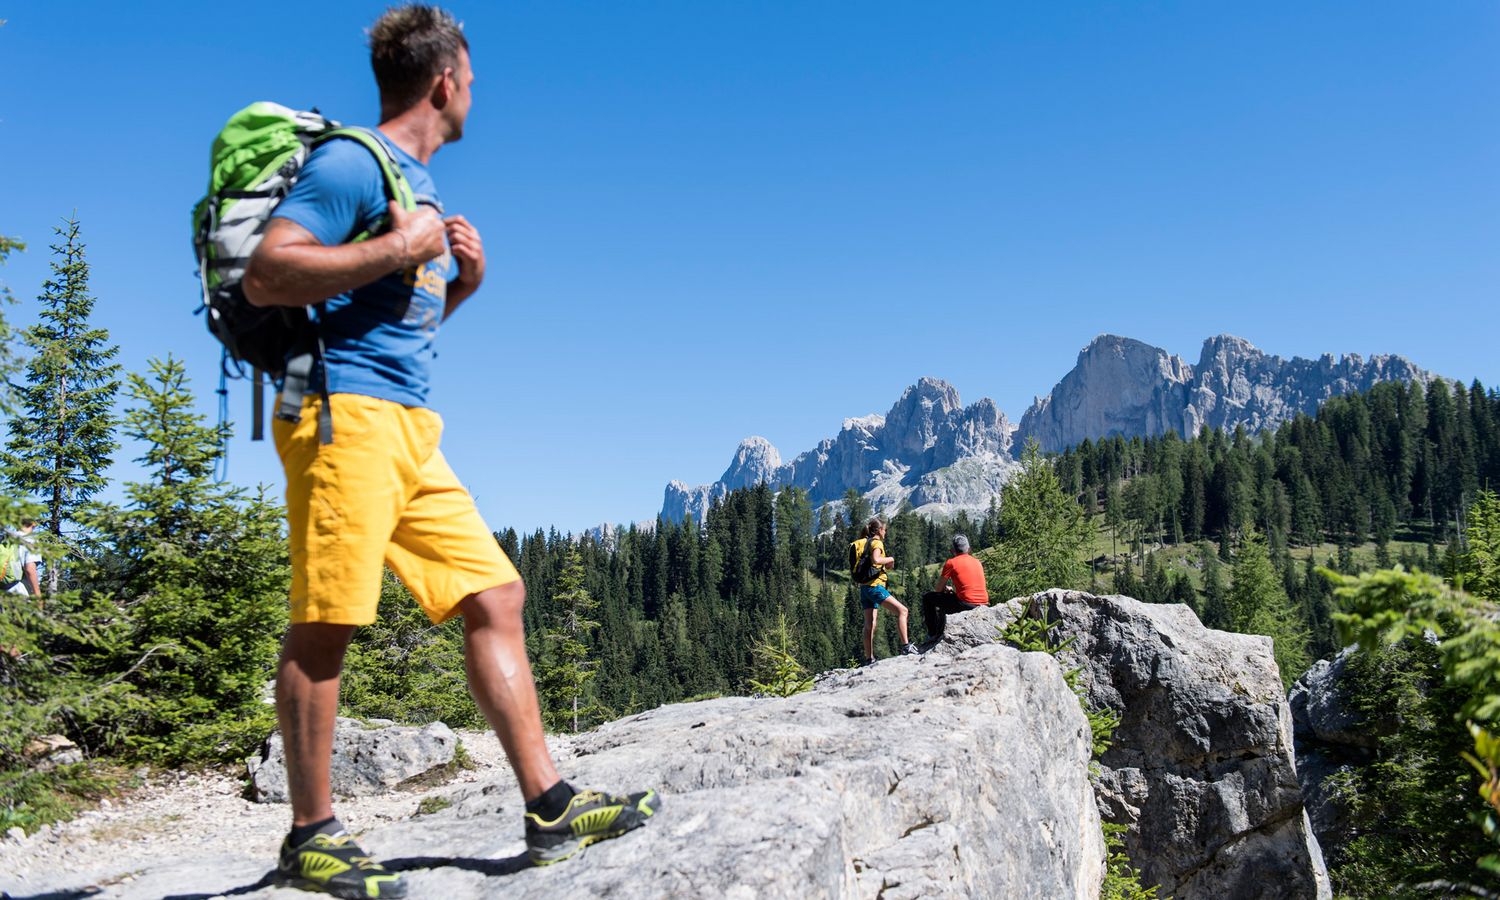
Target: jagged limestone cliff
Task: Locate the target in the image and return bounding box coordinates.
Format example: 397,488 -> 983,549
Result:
1015,334 -> 1430,453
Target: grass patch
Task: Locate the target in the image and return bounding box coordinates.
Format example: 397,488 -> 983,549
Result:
415,795 -> 452,816
0,761 -> 135,835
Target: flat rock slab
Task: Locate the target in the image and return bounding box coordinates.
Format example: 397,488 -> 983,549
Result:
2,640 -> 1103,899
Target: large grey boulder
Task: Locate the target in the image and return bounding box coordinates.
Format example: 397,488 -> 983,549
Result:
249,718 -> 458,803
422,644 -> 1103,899
940,591 -> 1331,899
1289,652 -> 1371,749
1288,647 -> 1374,862
18,638 -> 1103,899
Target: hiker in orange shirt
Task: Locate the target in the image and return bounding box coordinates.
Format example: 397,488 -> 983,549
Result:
921,534 -> 989,641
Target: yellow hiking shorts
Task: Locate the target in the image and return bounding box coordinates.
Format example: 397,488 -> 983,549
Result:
273,393 -> 520,626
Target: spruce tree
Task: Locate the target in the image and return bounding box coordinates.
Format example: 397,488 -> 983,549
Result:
3,217 -> 120,593
981,440 -> 1095,599
747,613 -> 813,697
843,487 -> 872,532
1461,490 -> 1500,599
80,356 -> 287,761
536,545 -> 601,732
1105,481 -> 1125,572
1198,544 -> 1231,629
1229,527 -> 1311,688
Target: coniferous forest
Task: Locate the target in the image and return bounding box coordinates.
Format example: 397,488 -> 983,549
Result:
3,224 -> 1500,896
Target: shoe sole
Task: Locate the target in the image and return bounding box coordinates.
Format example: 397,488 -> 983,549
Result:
529,827 -> 629,866
527,790 -> 660,867
274,873 -> 409,899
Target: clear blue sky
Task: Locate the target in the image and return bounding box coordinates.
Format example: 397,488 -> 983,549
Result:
2,2 -> 1497,533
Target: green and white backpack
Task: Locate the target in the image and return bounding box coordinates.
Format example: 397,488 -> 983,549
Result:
191,102 -> 416,440
0,534 -> 25,587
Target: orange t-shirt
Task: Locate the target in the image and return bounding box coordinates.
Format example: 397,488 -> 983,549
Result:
941,554 -> 989,605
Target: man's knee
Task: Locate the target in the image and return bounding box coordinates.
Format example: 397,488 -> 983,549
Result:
282,623 -> 356,659
459,579 -> 527,629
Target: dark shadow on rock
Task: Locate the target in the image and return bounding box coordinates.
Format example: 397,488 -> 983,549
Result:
384,852 -> 534,878
159,871 -> 276,900
95,854 -> 528,900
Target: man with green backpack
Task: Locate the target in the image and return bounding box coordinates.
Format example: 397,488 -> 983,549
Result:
224,7 -> 657,898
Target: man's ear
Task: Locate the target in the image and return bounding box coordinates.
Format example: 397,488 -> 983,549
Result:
432,66 -> 455,109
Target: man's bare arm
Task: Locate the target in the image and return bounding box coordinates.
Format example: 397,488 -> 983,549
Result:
243,202 -> 445,308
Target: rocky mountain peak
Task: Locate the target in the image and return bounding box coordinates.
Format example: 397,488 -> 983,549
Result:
663,377 -> 1016,522
1196,333 -> 1263,369
1017,333 -> 1430,453
720,436 -> 782,490
882,377 -> 963,459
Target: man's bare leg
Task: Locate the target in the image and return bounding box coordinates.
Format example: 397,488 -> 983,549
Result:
460,581 -> 559,801
276,623 -> 357,826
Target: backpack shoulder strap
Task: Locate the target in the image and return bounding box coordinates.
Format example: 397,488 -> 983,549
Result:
314,127 -> 420,234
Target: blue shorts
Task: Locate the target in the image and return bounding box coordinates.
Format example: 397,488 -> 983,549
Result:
859,584 -> 893,610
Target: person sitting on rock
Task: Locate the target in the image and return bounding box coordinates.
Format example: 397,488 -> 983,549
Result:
851,517 -> 918,664
921,533 -> 990,642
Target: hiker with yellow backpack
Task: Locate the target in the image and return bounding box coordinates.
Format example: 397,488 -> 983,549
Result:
849,517 -> 919,666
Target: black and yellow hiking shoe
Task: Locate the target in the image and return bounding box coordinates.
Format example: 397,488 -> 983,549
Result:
276,826 -> 407,899
524,787 -> 660,866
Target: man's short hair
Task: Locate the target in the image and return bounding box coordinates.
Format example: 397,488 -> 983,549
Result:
368,5 -> 468,112
952,534 -> 970,554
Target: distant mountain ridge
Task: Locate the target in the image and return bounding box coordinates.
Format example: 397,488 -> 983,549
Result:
660,334 -> 1433,523
662,378 -> 1018,523
1015,334 -> 1432,453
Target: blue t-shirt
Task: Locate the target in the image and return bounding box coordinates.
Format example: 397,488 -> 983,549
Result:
272,135 -> 453,408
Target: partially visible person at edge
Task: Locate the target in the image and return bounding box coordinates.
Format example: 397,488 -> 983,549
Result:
920,534 -> 989,642
852,518 -> 919,665
4,518 -> 41,599
242,7 -> 657,898
1,517 -> 40,656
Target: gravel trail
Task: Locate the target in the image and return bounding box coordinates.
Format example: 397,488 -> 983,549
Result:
0,730 -> 522,897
